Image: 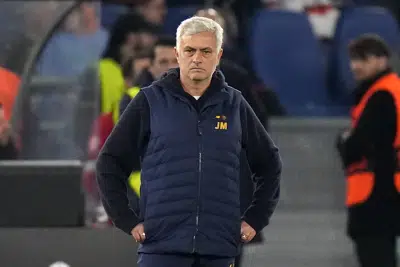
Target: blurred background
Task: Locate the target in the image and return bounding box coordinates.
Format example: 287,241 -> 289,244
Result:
0,0 -> 399,266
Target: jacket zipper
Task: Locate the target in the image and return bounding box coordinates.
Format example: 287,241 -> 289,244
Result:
192,119 -> 202,253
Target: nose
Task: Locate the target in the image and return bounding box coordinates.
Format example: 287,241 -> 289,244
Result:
350,62 -> 357,71
350,60 -> 362,71
193,50 -> 202,63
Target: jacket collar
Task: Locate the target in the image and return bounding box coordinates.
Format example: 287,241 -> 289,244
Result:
352,68 -> 393,105
153,68 -> 230,112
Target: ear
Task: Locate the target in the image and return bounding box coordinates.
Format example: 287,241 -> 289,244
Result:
174,47 -> 179,61
216,48 -> 223,65
378,56 -> 389,69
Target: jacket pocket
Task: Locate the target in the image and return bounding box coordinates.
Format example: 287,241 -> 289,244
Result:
142,219 -> 157,242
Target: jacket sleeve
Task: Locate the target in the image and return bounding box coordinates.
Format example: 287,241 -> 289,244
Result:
96,91 -> 150,234
240,96 -> 282,233
119,93 -> 133,117
337,90 -> 396,167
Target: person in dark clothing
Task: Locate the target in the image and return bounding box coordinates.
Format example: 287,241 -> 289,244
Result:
119,36 -> 178,115
141,36 -> 178,82
97,16 -> 282,267
101,12 -> 160,66
336,34 -> 400,267
0,104 -> 17,159
118,40 -> 282,267
117,35 -> 284,267
118,36 -> 282,264
97,11 -> 158,125
130,48 -> 152,81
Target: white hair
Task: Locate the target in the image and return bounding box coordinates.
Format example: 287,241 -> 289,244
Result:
176,16 -> 224,52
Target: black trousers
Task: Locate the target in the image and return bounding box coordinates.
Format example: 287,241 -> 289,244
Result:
353,236 -> 398,267
137,253 -> 235,267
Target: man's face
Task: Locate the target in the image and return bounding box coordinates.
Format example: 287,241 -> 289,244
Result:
143,0 -> 166,25
120,33 -> 141,62
350,56 -> 385,81
152,45 -> 178,78
134,57 -> 152,76
140,32 -> 157,48
175,31 -> 223,82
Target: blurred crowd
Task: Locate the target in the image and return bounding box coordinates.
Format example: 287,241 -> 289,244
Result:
0,1 -> 399,266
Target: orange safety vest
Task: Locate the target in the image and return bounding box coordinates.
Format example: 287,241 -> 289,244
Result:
0,67 -> 20,121
346,73 -> 400,206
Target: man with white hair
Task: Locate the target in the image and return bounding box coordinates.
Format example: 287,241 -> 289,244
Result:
96,16 -> 282,267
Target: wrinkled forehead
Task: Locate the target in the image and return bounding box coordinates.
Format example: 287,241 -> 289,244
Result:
179,32 -> 218,50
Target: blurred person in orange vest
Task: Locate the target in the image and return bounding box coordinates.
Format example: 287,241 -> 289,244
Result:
0,67 -> 19,159
336,34 -> 400,267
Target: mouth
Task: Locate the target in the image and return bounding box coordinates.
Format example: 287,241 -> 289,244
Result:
190,68 -> 204,71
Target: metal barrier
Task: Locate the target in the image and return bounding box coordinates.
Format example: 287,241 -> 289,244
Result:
0,160 -> 84,227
